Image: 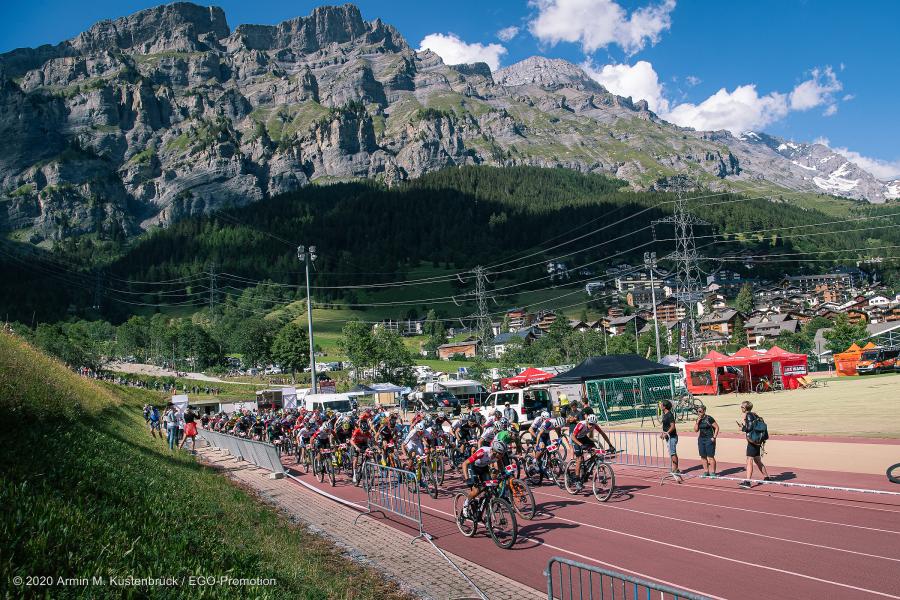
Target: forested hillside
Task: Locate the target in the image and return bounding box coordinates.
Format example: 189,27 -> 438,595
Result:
2,166 -> 898,324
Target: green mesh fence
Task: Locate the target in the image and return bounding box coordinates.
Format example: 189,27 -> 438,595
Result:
585,373 -> 678,424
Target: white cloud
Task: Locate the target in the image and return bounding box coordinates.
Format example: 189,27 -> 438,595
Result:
581,60 -> 668,112
663,85 -> 789,134
823,104 -> 838,117
815,138 -> 900,180
497,26 -> 520,42
685,75 -> 701,87
529,0 -> 676,55
418,33 -> 507,71
789,66 -> 842,112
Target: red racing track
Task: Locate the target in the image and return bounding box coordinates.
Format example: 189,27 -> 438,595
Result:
280,454 -> 900,599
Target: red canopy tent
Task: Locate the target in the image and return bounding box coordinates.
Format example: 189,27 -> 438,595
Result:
763,345 -> 808,389
500,367 -> 555,389
684,358 -> 720,395
732,347 -> 762,358
685,345 -> 810,394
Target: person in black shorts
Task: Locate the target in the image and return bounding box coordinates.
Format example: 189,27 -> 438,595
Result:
693,404 -> 719,477
737,400 -> 770,487
659,400 -> 679,476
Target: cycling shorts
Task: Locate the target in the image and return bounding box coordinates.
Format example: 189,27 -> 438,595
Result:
572,437 -> 595,456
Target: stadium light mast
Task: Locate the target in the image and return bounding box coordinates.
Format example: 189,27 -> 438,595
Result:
298,245 -> 318,393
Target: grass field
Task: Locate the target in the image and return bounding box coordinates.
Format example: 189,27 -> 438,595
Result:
0,331 -> 411,599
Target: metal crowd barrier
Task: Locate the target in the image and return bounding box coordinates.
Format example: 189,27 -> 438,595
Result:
197,429 -> 285,476
605,429 -> 670,471
546,557 -> 708,600
354,462 -> 426,541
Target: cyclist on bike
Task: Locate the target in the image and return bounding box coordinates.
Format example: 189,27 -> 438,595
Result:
295,418 -> 315,461
350,419 -> 373,484
454,413 -> 482,449
461,439 -> 508,515
311,418 -> 333,458
403,422 -> 428,471
571,415 -> 616,492
529,411 -> 560,461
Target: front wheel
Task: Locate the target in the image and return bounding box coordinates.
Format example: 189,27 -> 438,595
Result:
888,463 -> 900,484
545,454 -> 565,488
524,455 -> 543,486
421,462 -> 439,499
454,493 -> 478,537
315,455 -> 325,483
563,459 -> 581,495
509,478 -> 536,520
486,497 -> 518,549
592,462 -> 616,502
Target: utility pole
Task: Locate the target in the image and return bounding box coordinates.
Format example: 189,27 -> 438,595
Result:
298,245 -> 318,393
653,176 -> 706,358
645,252 -> 662,362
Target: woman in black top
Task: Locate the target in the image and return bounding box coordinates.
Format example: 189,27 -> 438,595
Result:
693,405 -> 719,477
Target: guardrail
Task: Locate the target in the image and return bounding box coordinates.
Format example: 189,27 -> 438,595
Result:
354,461 -> 426,541
605,429 -> 670,471
545,557 -> 708,600
197,428 -> 285,476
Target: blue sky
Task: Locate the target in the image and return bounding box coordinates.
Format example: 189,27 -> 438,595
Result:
2,0 -> 897,177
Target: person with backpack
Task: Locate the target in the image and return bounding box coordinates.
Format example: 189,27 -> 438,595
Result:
163,403 -> 179,450
737,400 -> 771,488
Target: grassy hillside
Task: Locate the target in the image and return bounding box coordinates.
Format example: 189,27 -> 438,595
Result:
0,330 -> 409,599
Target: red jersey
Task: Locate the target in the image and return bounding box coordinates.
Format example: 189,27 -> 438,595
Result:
351,428 -> 371,445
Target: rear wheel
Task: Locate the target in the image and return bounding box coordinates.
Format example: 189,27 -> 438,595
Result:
524,455 -> 543,486
592,462 -> 616,502
545,454 -> 565,488
563,459 -> 581,495
509,478 -> 536,520
315,454 -> 325,483
486,497 -> 518,549
888,463 -> 900,484
454,493 -> 478,537
421,462 -> 439,499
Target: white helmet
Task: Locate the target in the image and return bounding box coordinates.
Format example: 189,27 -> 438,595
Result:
587,414 -> 598,425
554,417 -> 566,429
541,411 -> 550,419
415,422 -> 425,432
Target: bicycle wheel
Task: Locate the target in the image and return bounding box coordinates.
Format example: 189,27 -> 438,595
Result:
509,478 -> 536,520
453,493 -> 478,537
433,456 -> 446,486
591,462 -> 616,503
326,459 -> 336,487
562,459 -> 581,495
554,440 -> 568,462
421,462 -> 438,499
524,455 -> 543,486
888,463 -> 900,484
546,454 -> 565,488
486,497 -> 518,549
315,455 -> 325,483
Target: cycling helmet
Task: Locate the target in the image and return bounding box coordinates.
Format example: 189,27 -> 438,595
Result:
541,411 -> 550,419
491,440 -> 508,455
437,411 -> 446,419
360,420 -> 370,431
493,410 -> 502,419
467,413 -> 477,423
554,416 -> 566,429
497,418 -> 509,431
496,430 -> 511,444
587,414 -> 598,425
341,422 -> 351,431
415,422 -> 425,432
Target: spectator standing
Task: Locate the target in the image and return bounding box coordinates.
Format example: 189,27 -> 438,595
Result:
659,400 -> 680,477
737,400 -> 771,488
694,404 -> 719,477
163,404 -> 178,450
502,401 -> 521,453
149,405 -> 162,439
179,407 -> 199,453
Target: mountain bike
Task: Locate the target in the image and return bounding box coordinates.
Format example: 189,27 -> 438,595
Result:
378,442 -> 398,469
564,448 -> 619,502
297,442 -> 313,474
523,440 -> 564,487
314,447 -> 336,487
406,454 -> 439,499
453,481 -> 518,549
674,393 -> 704,423
888,463 -> 900,484
497,463 -> 536,520
354,447 -> 376,489
428,445 -> 447,486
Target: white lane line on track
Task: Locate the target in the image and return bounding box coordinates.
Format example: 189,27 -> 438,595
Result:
531,488 -> 900,563
630,490 -> 900,535
617,470 -> 900,514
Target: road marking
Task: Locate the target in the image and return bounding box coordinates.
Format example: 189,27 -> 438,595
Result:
532,488 -> 900,562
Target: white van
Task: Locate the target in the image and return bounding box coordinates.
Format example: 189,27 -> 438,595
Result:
484,385 -> 553,425
304,393 -> 354,413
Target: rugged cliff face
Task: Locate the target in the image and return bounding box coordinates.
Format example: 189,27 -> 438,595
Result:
0,3 -> 893,243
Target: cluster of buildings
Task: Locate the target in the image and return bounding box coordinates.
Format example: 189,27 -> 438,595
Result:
375,262 -> 899,360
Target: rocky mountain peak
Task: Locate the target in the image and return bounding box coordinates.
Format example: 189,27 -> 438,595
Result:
494,57 -> 603,92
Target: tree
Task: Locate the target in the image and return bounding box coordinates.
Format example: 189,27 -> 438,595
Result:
823,313 -> 868,354
339,320 -> 377,379
233,317 -> 276,368
730,317 -> 746,346
735,284 -> 754,315
422,309 -> 447,358
270,322 -> 309,383
117,316 -> 149,361
372,328 -> 414,385
499,338 -> 534,369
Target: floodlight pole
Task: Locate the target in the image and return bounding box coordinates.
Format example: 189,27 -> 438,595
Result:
299,245 -> 318,394
645,252 -> 662,362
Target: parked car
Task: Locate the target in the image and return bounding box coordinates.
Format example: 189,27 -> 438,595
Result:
436,379 -> 489,408
413,391 -> 462,415
483,385 -> 553,425
264,365 -> 283,375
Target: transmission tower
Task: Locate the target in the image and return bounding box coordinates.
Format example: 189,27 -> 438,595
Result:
473,266 -> 494,356
653,177 -> 707,357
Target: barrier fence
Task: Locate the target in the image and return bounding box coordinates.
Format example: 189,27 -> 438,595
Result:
197,428 -> 285,475
605,429 -> 670,471
354,461 -> 426,540
545,557 -> 708,600
586,373 -> 678,425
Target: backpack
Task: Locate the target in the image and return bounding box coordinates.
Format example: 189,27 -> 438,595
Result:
746,413 -> 769,446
